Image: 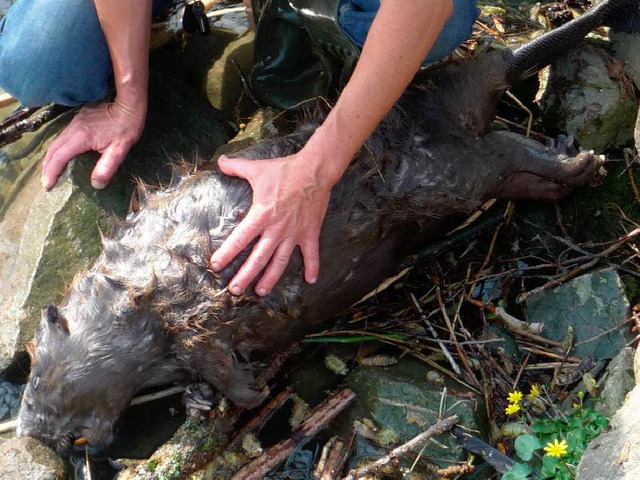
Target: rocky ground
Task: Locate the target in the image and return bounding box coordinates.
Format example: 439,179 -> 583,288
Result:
0,1 -> 640,479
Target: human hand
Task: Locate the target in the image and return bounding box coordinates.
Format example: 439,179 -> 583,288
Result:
42,100 -> 145,190
210,153 -> 336,297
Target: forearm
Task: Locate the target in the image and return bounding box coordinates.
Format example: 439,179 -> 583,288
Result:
94,0 -> 152,122
306,0 -> 454,183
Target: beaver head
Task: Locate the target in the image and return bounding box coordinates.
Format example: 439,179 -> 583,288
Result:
17,272 -> 176,454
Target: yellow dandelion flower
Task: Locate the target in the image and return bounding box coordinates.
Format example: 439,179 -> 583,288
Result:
527,384 -> 540,399
507,390 -> 523,405
544,439 -> 568,458
505,403 -> 521,415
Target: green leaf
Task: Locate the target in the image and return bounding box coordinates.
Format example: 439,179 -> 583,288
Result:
501,463 -> 533,480
515,434 -> 543,461
540,454 -> 561,478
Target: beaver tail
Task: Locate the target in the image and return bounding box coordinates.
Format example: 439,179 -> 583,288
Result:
502,0 -> 636,82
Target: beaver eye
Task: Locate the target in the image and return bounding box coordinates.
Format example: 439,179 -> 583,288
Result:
31,376 -> 40,390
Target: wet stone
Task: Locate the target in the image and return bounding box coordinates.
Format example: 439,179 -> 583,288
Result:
595,347 -> 635,417
341,358 -> 483,466
0,437 -> 67,480
524,267 -> 632,360
538,39 -> 637,152
577,384 -> 640,479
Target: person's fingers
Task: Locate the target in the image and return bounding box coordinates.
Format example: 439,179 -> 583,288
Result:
254,239 -> 297,296
300,235 -> 321,284
42,132 -> 90,190
210,209 -> 265,274
217,155 -> 255,181
90,142 -> 131,189
228,234 -> 281,295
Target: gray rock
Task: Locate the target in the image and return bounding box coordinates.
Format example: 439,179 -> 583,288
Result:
0,437 -> 66,480
0,75 -> 229,370
524,268 -> 632,360
596,347 -> 635,417
611,32 -> 640,89
538,39 -> 637,152
577,383 -> 640,479
610,31 -> 640,148
342,359 -> 483,464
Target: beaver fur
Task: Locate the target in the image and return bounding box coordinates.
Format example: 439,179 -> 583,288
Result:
17,0 -> 632,454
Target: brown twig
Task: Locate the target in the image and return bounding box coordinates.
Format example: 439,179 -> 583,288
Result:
232,388 -> 356,480
0,104 -> 72,148
494,115 -> 547,141
343,415 -> 459,480
409,292 -> 461,376
257,343 -> 299,386
624,148 -> 640,205
517,226 -> 640,303
226,387 -> 292,452
314,436 -> 351,480
467,298 -> 552,344
435,286 -> 479,387
505,90 -> 533,137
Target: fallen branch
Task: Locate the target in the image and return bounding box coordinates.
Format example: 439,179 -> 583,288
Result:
0,104 -> 71,148
517,226 -> 640,303
314,436 -> 351,480
226,387 -> 292,452
231,388 -> 356,480
343,415 -> 459,480
467,298 -> 549,342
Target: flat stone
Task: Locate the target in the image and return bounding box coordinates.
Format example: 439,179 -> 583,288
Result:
524,268 -> 632,360
342,358 -> 483,464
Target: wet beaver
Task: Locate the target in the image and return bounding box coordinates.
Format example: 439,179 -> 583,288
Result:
17,0 -> 631,454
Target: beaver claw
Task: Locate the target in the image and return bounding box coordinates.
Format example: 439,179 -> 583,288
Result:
184,383 -> 215,419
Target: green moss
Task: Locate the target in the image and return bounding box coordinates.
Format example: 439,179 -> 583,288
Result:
571,163 -> 640,244
622,275 -> 640,305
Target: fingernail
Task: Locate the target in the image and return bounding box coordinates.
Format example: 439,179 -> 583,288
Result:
211,262 -> 221,272
230,285 -> 242,296
309,277 -> 317,284
256,287 -> 267,296
91,178 -> 107,189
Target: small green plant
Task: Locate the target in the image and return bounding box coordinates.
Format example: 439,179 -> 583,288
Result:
501,388 -> 609,479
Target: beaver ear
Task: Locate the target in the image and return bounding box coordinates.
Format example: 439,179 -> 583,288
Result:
41,305 -> 70,336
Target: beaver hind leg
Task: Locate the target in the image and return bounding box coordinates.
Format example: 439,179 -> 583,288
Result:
485,131 -> 604,202
190,341 -> 268,409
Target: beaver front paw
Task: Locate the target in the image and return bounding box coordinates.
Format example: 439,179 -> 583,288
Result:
184,382 -> 216,419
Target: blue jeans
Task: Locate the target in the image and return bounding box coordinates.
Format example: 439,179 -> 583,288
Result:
0,0 -> 171,107
0,0 -> 477,108
339,0 -> 478,64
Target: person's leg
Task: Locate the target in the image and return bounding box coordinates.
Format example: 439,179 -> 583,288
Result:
0,0 -> 112,107
338,0 -> 478,64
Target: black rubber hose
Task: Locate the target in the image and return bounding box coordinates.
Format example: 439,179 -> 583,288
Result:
501,0 -> 638,81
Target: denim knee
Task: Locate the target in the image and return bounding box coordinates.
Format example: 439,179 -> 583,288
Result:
0,0 -> 112,107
